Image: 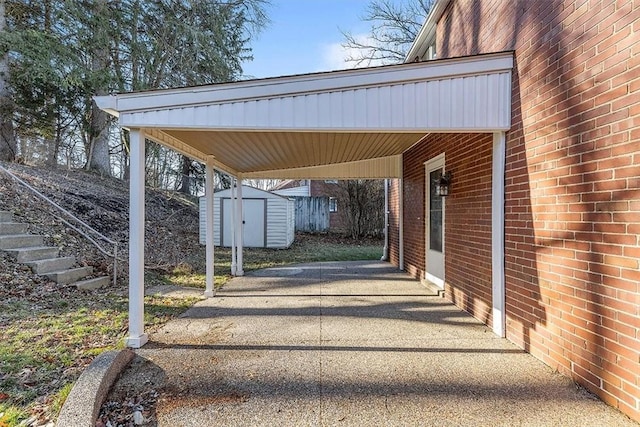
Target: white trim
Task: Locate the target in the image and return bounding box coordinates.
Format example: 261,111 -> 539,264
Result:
126,128 -> 148,348
230,178 -> 237,275
96,53 -> 512,114
235,179 -> 244,276
424,153 -> 446,288
118,68 -> 513,132
204,159 -> 215,298
423,153 -> 446,166
492,132 -> 506,337
425,272 -> 445,288
405,0 -> 452,63
95,53 -> 513,181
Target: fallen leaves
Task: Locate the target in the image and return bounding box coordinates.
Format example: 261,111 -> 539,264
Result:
0,163 -> 204,426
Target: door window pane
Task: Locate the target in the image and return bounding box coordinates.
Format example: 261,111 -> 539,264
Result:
429,170 -> 443,252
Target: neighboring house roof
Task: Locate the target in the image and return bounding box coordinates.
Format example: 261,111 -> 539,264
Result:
95,52 -> 513,180
271,179 -> 303,191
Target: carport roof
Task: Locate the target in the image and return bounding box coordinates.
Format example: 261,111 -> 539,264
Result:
95,52 -> 513,179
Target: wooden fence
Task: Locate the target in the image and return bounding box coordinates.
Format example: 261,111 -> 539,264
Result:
294,196 -> 329,232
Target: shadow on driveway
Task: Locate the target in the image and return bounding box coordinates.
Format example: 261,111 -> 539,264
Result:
111,261 -> 637,427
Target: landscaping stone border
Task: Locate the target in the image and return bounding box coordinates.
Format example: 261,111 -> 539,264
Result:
56,349 -> 134,427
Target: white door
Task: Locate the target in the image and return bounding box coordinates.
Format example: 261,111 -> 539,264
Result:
222,198 -> 266,247
425,155 -> 445,288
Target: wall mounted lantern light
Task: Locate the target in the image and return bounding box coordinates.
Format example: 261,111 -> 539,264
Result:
435,171 -> 452,197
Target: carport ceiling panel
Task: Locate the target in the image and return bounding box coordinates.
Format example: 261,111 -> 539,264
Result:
163,130 -> 425,172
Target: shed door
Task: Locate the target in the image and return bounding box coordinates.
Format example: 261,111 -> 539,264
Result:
222,198 -> 266,247
425,155 -> 445,288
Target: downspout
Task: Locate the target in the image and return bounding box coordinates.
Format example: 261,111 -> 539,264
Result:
381,178 -> 389,261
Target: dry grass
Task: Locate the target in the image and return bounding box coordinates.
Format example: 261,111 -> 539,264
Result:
0,163 -> 383,426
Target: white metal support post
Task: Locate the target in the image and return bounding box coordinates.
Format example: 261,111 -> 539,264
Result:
204,159 -> 215,297
492,131 -> 506,337
236,179 -> 244,276
230,177 -> 237,275
127,128 -> 148,348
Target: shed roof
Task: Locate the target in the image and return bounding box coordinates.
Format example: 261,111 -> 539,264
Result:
214,185 -> 291,200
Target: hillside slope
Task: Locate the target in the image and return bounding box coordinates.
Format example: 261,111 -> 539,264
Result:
0,162 -> 205,425
0,162 -> 203,281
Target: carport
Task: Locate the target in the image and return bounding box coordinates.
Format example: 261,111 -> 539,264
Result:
95,51 -> 513,348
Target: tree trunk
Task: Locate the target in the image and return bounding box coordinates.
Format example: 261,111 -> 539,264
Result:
121,129 -> 130,180
84,0 -> 111,176
178,155 -> 192,195
45,138 -> 57,167
0,0 -> 16,162
85,99 -> 111,175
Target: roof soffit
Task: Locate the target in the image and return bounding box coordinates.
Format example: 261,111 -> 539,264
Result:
95,51 -> 514,179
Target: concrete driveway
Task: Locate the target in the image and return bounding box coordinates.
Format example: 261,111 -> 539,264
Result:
123,261 -> 636,426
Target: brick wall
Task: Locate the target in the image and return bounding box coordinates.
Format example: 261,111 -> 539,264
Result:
309,180 -> 346,231
434,0 -> 640,420
388,179 -> 400,266
402,133 -> 495,327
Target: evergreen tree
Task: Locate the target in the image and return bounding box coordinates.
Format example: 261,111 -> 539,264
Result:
3,0 -> 268,180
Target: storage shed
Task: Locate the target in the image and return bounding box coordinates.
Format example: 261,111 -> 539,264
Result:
199,185 -> 295,249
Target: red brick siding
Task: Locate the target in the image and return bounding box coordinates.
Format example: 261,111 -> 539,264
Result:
388,179 -> 400,266
309,180 -> 346,231
435,0 -> 640,420
402,133 -> 494,326
402,145 -> 426,279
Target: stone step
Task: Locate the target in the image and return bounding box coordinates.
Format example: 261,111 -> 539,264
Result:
3,246 -> 59,263
73,276 -> 110,291
0,234 -> 44,249
27,256 -> 76,275
0,211 -> 13,222
0,222 -> 28,235
46,266 -> 93,285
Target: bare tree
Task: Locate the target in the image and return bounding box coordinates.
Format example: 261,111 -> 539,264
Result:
342,0 -> 432,66
243,178 -> 285,191
336,180 -> 385,239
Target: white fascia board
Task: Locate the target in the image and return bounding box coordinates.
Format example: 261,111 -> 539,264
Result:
97,52 -> 513,116
405,0 -> 452,63
133,125 -> 512,133
94,94 -> 120,117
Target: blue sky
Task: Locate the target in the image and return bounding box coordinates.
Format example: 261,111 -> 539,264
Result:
241,0 -> 374,79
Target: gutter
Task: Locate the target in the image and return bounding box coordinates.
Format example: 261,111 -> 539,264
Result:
93,94 -> 120,118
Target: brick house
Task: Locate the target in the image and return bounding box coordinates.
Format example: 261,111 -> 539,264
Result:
388,0 -> 640,420
272,179 -> 346,231
96,0 -> 639,421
